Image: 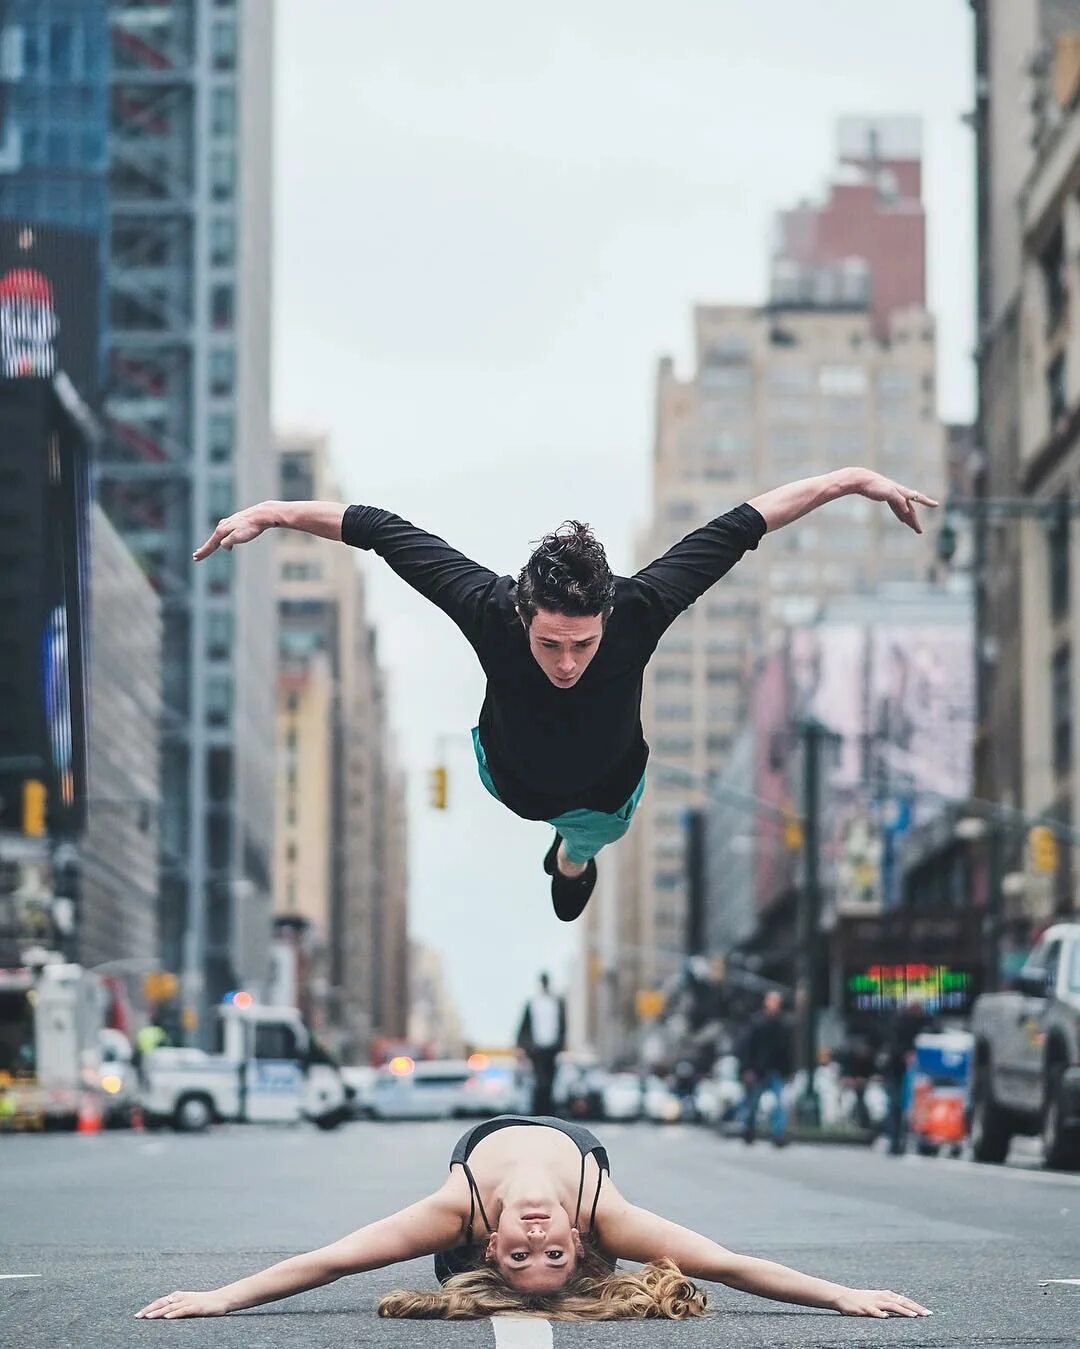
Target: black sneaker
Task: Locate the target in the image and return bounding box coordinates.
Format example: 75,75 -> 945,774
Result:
543,832 -> 563,876
550,858 -> 597,922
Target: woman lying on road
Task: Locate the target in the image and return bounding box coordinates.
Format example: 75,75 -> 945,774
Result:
135,1115 -> 932,1323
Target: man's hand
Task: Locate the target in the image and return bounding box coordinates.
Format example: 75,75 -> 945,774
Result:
833,1286 -> 932,1318
135,1289 -> 231,1319
193,503 -> 277,561
851,470 -> 939,535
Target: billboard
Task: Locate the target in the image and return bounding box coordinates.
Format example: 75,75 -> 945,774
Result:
789,613 -> 975,914
0,222 -> 100,407
843,962 -> 978,1016
0,379 -> 92,835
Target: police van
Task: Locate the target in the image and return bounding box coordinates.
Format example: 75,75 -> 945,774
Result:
141,1000 -> 349,1132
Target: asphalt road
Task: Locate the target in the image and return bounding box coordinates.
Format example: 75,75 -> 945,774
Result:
2,1118 -> 1078,1348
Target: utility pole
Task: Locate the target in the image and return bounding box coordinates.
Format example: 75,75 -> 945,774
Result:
796,717 -> 829,1126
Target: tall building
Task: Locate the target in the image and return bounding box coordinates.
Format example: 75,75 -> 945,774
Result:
79,503 -> 162,972
0,4 -> 276,1028
0,0 -> 110,380
606,118 -> 950,1040
407,941 -> 465,1059
969,1 -> 1080,889
274,432 -> 408,1057
773,117 -> 925,339
1014,18 -> 1080,929
98,2 -> 277,1031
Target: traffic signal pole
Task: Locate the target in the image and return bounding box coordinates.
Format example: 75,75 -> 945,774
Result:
796,717 -> 825,1126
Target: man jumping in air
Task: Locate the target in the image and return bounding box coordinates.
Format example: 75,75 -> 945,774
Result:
194,467 -> 936,923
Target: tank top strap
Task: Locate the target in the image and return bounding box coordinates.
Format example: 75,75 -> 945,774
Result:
457,1160 -> 494,1242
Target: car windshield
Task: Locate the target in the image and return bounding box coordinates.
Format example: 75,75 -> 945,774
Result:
1070,941 -> 1080,992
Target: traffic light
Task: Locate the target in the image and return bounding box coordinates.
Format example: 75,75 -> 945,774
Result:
22,779 -> 47,836
429,765 -> 448,810
1028,825 -> 1059,875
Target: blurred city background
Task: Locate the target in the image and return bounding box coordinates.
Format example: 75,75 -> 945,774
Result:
0,0 -> 1078,1173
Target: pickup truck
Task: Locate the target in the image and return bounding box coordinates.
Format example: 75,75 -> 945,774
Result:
969,922 -> 1080,1170
142,1001 -> 349,1132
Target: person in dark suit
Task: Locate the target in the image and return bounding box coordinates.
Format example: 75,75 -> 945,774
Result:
516,972 -> 566,1115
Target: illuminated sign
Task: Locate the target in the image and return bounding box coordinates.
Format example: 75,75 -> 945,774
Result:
844,963 -> 976,1015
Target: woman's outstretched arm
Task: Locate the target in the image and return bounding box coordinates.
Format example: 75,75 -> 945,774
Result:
595,1187 -> 931,1320
135,1185 -> 465,1320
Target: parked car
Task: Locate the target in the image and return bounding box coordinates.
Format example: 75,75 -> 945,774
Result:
369,1057 -> 472,1120
970,922 -> 1080,1170
340,1065 -> 378,1120
643,1075 -> 685,1123
554,1057 -> 607,1121
98,1028 -> 139,1128
602,1072 -> 645,1121
694,1054 -> 745,1125
457,1054 -> 531,1117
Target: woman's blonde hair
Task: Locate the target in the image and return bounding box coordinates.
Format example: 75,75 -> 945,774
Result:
378,1250 -> 707,1322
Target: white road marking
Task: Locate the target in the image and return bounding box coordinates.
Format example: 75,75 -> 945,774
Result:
492,1315 -> 553,1348
0,1274 -> 43,1280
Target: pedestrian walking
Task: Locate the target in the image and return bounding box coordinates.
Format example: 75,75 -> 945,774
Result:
135,1114 -> 931,1322
193,470 -> 936,924
838,1029 -> 878,1131
737,991 -> 793,1146
516,972 -> 566,1116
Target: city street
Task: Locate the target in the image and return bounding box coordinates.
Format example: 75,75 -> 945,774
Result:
2,1120 -> 1077,1348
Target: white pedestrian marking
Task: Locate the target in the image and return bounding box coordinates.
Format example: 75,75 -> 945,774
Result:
0,1274 -> 43,1280
492,1315 -> 553,1348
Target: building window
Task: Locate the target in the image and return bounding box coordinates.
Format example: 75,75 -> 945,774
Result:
211,86 -> 236,137
208,412 -> 234,463
206,609 -> 232,660
286,690 -> 300,712
286,842 -> 297,864
656,703 -> 692,722
211,21 -> 237,71
210,150 -> 235,201
1049,497 -> 1070,622
207,747 -> 232,802
206,675 -> 232,728
204,550 -> 231,596
211,283 -> 234,331
1052,644 -> 1072,776
210,216 -> 235,267
1047,353 -> 1068,428
209,347 -> 234,397
49,21 -> 74,79
1041,224 -> 1067,335
208,477 -> 233,523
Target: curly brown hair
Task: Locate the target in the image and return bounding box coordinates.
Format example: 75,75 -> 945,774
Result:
378,1252 -> 707,1322
515,520 -> 616,623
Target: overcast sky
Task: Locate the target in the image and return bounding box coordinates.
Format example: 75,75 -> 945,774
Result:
272,0 -> 975,1048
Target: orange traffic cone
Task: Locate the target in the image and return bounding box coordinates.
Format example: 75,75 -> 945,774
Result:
130,1104 -> 144,1132
76,1093 -> 102,1135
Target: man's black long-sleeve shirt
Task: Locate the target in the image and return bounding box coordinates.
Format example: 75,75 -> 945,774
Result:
341,503 -> 768,820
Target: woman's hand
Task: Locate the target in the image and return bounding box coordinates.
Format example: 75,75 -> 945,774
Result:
135,1289 -> 231,1319
833,1286 -> 932,1318
852,469 -> 939,535
193,502 -> 277,561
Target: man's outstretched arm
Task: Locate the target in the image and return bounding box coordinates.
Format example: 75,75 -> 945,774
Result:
748,467 -> 938,535
193,499 -> 500,641
193,499 -> 346,557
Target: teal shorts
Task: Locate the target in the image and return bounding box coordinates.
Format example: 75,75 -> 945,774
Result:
471,726 -> 646,864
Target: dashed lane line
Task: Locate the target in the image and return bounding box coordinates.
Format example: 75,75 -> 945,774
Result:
491,1315 -> 553,1348
0,1274 -> 43,1280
